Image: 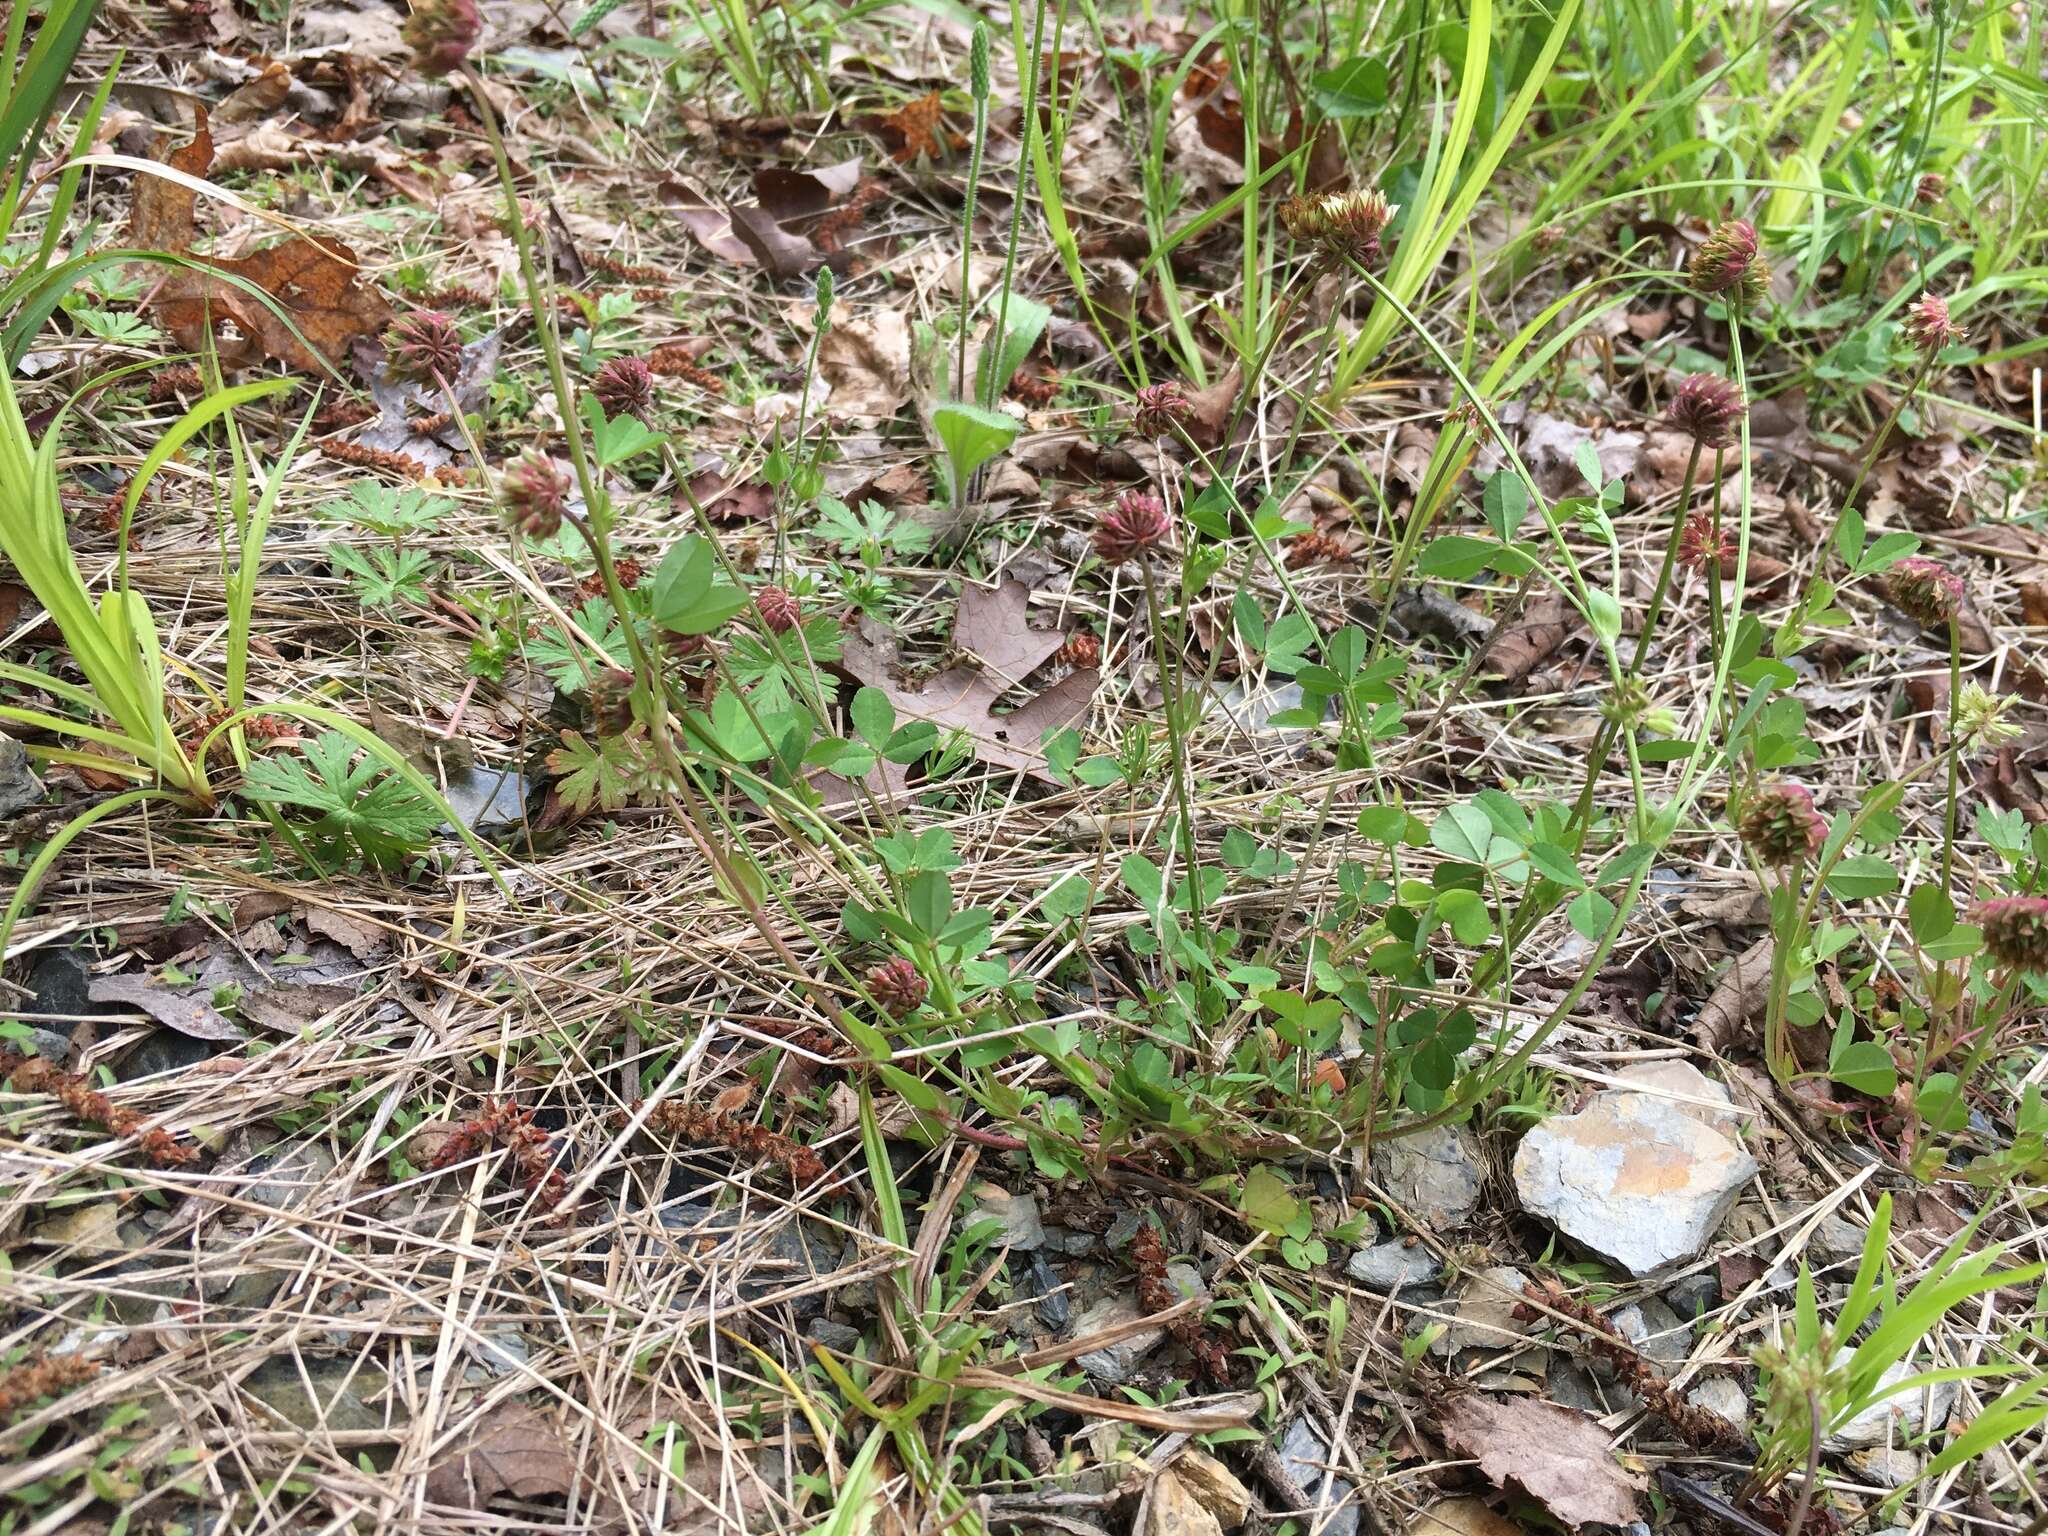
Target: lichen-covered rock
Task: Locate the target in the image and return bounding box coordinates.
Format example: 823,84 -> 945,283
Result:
1371,1124 -> 1483,1227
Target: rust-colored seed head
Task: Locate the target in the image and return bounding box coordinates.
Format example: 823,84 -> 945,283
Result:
402,0 -> 481,76
867,956 -> 928,1016
755,585 -> 800,634
1884,556 -> 1965,629
593,355 -> 657,420
386,311 -> 464,384
1666,373 -> 1746,450
1902,291 -> 1962,356
588,667 -> 636,736
1056,631 -> 1101,669
1977,896 -> 2048,972
1737,783 -> 1826,866
1094,488 -> 1171,565
1132,381 -> 1193,440
500,453 -> 572,540
1690,218 -> 1768,308
1677,511 -> 1734,573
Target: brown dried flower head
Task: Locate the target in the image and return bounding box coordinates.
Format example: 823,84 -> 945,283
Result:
1690,219 -> 1769,308
1902,291 -> 1962,355
1094,488 -> 1171,565
500,452 -> 572,540
1737,783 -> 1826,866
403,0 -> 481,77
1282,187 -> 1393,266
1884,556 -> 1965,629
755,585 -> 800,634
588,667 -> 636,736
1132,381 -> 1193,440
867,956 -> 928,1016
1914,172 -> 1946,205
1666,373 -> 1746,450
593,355 -> 657,420
1977,896 -> 2048,973
385,310 -> 464,384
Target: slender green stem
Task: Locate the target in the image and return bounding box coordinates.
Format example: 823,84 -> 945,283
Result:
1631,440 -> 1704,677
1140,558 -> 1205,936
988,0 -> 1049,409
1941,616 -> 1961,891
957,100 -> 988,399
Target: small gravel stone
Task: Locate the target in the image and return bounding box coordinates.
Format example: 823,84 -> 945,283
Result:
1072,1297 -> 1165,1383
974,1188 -> 1044,1250
1277,1418 -> 1358,1536
1345,1241 -> 1441,1295
1685,1374 -> 1750,1427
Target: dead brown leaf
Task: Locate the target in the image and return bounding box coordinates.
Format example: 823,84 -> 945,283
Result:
727,201 -> 821,280
1436,1395 -> 1643,1529
818,309 -> 911,422
87,973 -> 244,1042
1696,934 -> 1773,1054
871,91 -> 964,163
304,907 -> 391,959
755,157 -> 864,222
1479,594 -> 1578,686
132,109 -> 391,372
954,578 -> 1067,682
425,1403 -> 588,1512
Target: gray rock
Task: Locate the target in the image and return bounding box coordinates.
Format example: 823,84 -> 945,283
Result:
1024,1252 -> 1070,1330
246,1141 -> 339,1212
464,1330 -> 529,1382
1371,1125 -> 1483,1227
241,1357 -> 398,1433
1848,1448 -> 1921,1489
1810,1214 -> 1867,1266
1072,1297 -> 1165,1383
1105,1210 -> 1146,1248
1547,1357 -> 1618,1416
1825,1360 -> 1956,1451
806,1320 -> 866,1354
15,1027 -> 72,1062
440,764 -> 537,844
974,1189 -> 1043,1250
1611,1297 -> 1689,1376
1040,1224 -> 1099,1256
1664,1271 -> 1719,1321
1513,1091 -> 1757,1276
1685,1375 -> 1750,1428
1277,1418 -> 1358,1536
1430,1266 -> 1533,1358
1166,1262 -> 1207,1300
1345,1241 -> 1441,1296
658,1204 -> 842,1319
1613,1061 -> 1742,1134
0,731 -> 43,818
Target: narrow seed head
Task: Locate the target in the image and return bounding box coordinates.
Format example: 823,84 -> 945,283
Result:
755,585 -> 800,634
386,311 -> 464,384
813,265 -> 835,325
500,453 -> 572,540
1666,373 -> 1746,450
1902,291 -> 1963,355
1691,218 -> 1769,308
1094,488 -> 1171,564
1884,556 -> 1965,629
1132,381 -> 1193,440
402,0 -> 481,77
1977,896 -> 2048,972
867,956 -> 928,1016
592,355 -> 656,420
969,23 -> 991,101
588,667 -> 636,736
1737,783 -> 1826,866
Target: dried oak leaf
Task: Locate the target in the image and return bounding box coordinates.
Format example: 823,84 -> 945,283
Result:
837,589 -> 1095,776
1437,1395 -> 1644,1529
1479,593 -> 1579,686
1696,934 -> 1773,1054
132,108 -> 391,372
872,91 -> 965,163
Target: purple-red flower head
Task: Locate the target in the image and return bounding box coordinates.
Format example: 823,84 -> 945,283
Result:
386,311 -> 463,384
1738,783 -> 1826,866
755,586 -> 800,634
1132,382 -> 1193,441
593,355 -> 656,420
1093,488 -> 1171,565
500,453 -> 572,540
1690,219 -> 1769,308
1666,373 -> 1746,451
867,956 -> 928,1016
402,0 -> 481,78
1902,291 -> 1963,356
1884,556 -> 1965,630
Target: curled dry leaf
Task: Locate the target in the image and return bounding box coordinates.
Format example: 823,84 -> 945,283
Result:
1436,1394 -> 1644,1529
1696,934 -> 1773,1054
424,1403 -> 592,1513
131,108 -> 392,373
